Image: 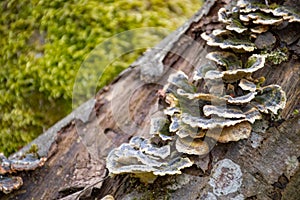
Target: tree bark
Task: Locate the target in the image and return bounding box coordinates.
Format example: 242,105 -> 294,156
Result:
1,0 -> 300,199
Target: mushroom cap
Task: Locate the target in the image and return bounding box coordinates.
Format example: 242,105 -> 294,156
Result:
0,175 -> 23,194
151,114 -> 175,141
193,64 -> 217,81
206,51 -> 242,70
247,12 -> 283,25
149,117 -> 167,136
201,54 -> 266,82
168,71 -> 194,92
176,137 -> 210,155
165,93 -> 179,108
176,121 -> 206,139
0,154 -> 11,174
206,121 -> 252,143
253,85 -> 286,114
129,136 -> 171,159
250,25 -> 269,34
273,6 -> 300,23
201,31 -> 256,52
177,89 -> 226,102
164,106 -> 181,116
181,113 -> 247,129
227,92 -> 257,104
157,132 -> 174,141
101,195 -> 115,200
10,154 -> 47,172
169,114 -> 181,132
243,105 -> 263,123
182,103 -> 261,130
218,8 -> 232,23
0,153 -> 47,174
106,137 -> 193,181
203,105 -> 246,118
240,14 -> 251,22
226,19 -> 248,33
177,87 -> 257,105
153,157 -> 193,176
239,79 -> 257,92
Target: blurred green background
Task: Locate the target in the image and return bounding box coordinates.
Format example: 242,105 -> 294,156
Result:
0,0 -> 202,156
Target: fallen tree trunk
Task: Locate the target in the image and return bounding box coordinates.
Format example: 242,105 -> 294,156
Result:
2,0 -> 300,199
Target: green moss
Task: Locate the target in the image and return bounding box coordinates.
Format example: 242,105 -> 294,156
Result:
26,144 -> 38,154
252,2 -> 279,9
262,48 -> 289,65
0,0 -> 203,156
128,177 -> 172,200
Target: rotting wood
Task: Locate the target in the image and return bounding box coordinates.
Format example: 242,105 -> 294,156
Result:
1,0 -> 300,199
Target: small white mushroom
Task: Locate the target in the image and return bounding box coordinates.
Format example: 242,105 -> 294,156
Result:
0,152 -> 46,194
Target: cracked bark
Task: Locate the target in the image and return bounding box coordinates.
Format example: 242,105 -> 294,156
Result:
1,0 -> 300,199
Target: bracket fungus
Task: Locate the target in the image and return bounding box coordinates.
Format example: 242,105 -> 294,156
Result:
106,0 -> 291,183
201,30 -> 256,52
106,136 -> 193,183
0,153 -> 46,194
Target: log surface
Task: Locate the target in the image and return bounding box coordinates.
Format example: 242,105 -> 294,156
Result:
1,0 -> 300,199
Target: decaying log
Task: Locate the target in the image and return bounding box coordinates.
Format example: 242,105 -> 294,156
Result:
1,0 -> 300,199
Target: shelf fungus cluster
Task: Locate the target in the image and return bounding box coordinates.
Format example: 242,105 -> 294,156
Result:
0,153 -> 46,194
106,0 -> 290,183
